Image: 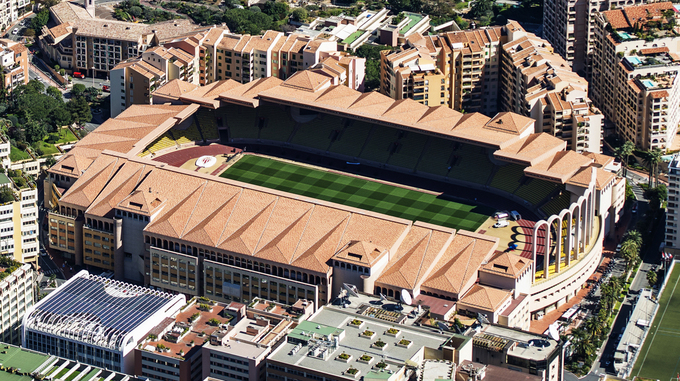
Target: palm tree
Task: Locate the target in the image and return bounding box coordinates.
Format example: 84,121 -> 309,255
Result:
620,239 -> 639,274
623,230 -> 643,248
644,148 -> 663,187
583,316 -> 602,339
615,141 -> 634,176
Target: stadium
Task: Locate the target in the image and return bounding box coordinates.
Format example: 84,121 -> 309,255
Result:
45,71 -> 624,329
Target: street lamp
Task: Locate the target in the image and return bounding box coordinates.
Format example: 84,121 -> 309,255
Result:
91,67 -> 95,87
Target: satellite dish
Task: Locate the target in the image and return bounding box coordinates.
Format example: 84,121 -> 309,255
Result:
437,322 -> 449,332
548,324 -> 560,341
380,293 -> 388,302
400,289 -> 412,306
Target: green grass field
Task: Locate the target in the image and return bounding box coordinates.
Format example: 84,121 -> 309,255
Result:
632,264 -> 680,381
220,155 -> 493,231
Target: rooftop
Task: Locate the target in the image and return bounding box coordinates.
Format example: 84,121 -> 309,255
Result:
268,306 -> 460,379
23,270 -> 186,351
477,324 -> 558,361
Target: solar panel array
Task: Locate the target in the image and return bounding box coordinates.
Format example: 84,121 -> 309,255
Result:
24,274 -> 176,350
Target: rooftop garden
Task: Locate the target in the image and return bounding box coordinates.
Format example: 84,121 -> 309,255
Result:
610,10 -> 678,42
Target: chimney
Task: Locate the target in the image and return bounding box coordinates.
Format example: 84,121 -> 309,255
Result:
84,0 -> 96,18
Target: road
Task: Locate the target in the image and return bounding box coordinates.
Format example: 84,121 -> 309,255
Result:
565,173 -> 665,381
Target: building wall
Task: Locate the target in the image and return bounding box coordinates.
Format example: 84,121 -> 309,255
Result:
0,264 -> 33,345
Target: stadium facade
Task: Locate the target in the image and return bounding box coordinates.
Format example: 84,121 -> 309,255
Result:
45,72 -> 623,325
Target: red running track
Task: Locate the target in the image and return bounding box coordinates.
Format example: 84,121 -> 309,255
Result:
154,145 -> 242,167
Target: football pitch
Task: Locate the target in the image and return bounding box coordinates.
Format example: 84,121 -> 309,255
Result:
632,263 -> 680,381
220,155 -> 494,231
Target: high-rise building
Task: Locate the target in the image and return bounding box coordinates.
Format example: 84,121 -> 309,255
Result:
380,26 -> 505,114
542,0 -> 644,75
499,24 -> 603,153
0,263 -> 33,344
591,2 -> 680,150
666,155 -> 680,251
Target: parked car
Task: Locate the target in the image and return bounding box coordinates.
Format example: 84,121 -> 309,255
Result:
493,220 -> 509,228
102,85 -> 110,92
632,203 -> 638,213
12,28 -> 18,35
73,71 -> 85,79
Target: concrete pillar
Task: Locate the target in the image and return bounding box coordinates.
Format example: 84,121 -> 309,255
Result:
544,224 -> 551,279
555,218 -> 562,274
566,211 -> 573,267
114,218 -> 124,281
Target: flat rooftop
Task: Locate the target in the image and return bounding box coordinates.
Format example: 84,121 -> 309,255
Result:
478,325 -> 558,361
268,306 -> 455,379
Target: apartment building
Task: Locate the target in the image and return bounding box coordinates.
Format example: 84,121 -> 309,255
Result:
0,263 -> 33,345
310,51 -> 366,91
40,0 -> 200,75
0,0 -> 29,34
380,26 -> 505,115
591,2 -> 680,150
110,58 -> 166,117
0,39 -> 27,93
0,165 -> 38,265
209,31 -> 339,84
499,23 -> 603,153
542,0 -> 645,75
22,270 -> 186,374
666,155 -> 680,251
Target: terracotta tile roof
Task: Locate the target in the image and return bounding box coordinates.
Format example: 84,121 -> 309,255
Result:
219,77 -> 284,107
603,2 -> 675,29
48,152 -> 94,179
376,224 -> 454,290
113,58 -> 165,79
153,78 -> 200,100
526,151 -> 594,183
480,251 -> 532,279
651,90 -> 669,98
582,152 -> 615,168
280,70 -> 332,92
333,240 -> 387,266
421,231 -> 498,297
458,284 -> 511,312
494,133 -> 566,166
50,1 -> 93,24
640,47 -> 669,55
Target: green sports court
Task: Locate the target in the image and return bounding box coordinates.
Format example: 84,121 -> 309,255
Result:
219,155 -> 494,232
632,264 -> 680,381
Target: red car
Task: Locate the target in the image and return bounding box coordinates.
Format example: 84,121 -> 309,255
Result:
73,71 -> 85,79
102,85 -> 110,92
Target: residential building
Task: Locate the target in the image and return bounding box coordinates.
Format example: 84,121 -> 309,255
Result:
266,305 -> 473,381
133,297 -> 300,381
472,324 -> 564,381
591,2 -> 680,150
22,270 -> 186,374
0,39 -> 27,93
499,23 -> 603,153
110,58 -> 166,117
666,155 -> 680,251
209,31 -> 339,84
0,263 -> 33,344
0,164 -> 38,265
294,8 -> 390,48
0,342 -> 144,381
542,0 -> 644,75
310,51 -> 366,91
380,26 -> 505,115
0,0 -> 29,33
39,0 -> 201,76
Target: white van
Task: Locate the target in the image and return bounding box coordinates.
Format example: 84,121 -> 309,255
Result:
494,211 -> 509,220
493,220 -> 509,228
510,211 -> 521,221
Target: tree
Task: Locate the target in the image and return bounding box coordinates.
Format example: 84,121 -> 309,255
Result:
23,119 -> 46,144
129,5 -> 143,17
23,28 -> 35,38
83,87 -> 101,103
46,86 -> 62,100
0,187 -> 13,204
623,230 -> 643,248
469,0 -> 495,23
644,148 -> 663,187
620,239 -> 639,274
67,97 -> 92,124
26,79 -> 45,94
262,1 -> 289,21
291,8 -> 308,22
647,270 -> 657,287
31,7 -> 50,31
71,83 -> 87,99
614,140 -> 634,176
49,108 -> 71,130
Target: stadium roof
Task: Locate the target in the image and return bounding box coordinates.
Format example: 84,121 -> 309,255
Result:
23,271 -> 185,351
